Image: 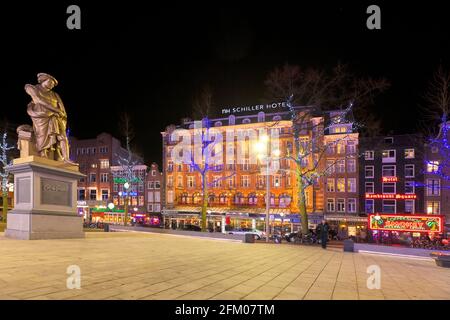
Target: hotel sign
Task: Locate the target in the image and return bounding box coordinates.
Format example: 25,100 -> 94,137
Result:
382,177 -> 398,182
368,214 -> 444,233
221,102 -> 287,114
365,193 -> 417,199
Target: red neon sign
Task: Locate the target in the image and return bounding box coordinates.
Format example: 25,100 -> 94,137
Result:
382,176 -> 398,182
365,193 -> 417,199
368,214 -> 444,233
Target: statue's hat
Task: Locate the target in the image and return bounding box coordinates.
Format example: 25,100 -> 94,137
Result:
37,73 -> 58,86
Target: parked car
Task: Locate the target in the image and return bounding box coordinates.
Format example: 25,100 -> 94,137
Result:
228,228 -> 264,240
183,224 -> 202,231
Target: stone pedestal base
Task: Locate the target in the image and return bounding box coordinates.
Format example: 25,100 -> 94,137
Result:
5,156 -> 85,240
5,209 -> 84,240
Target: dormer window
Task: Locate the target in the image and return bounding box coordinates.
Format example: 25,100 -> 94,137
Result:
214,121 -> 222,127
242,118 -> 251,124
257,112 -> 265,122
229,115 -> 235,125
384,137 -> 394,144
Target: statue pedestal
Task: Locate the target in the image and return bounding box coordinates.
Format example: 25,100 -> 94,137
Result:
5,156 -> 85,240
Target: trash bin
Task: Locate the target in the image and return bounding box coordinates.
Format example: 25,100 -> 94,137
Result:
104,223 -> 110,232
244,233 -> 255,243
343,239 -> 354,252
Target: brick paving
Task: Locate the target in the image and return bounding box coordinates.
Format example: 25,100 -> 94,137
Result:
0,231 -> 449,300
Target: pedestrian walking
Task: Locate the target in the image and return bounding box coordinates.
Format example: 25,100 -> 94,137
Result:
315,222 -> 323,244
321,220 -> 329,249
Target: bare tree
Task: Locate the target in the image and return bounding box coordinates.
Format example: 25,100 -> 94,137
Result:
265,63 -> 389,235
0,128 -> 14,223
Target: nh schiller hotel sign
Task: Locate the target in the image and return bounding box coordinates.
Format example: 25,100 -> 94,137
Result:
369,214 -> 444,233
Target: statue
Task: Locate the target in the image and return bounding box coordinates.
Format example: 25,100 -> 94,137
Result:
23,73 -> 75,164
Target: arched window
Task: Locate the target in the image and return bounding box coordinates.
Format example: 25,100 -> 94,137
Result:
234,192 -> 244,204
258,112 -> 265,122
273,115 -> 282,121
264,193 -> 275,206
214,121 -> 222,127
181,192 -> 189,204
248,193 -> 257,205
279,193 -> 292,208
208,193 -> 215,204
192,192 -> 202,204
229,115 -> 235,125
219,193 -> 227,204
242,118 -> 251,124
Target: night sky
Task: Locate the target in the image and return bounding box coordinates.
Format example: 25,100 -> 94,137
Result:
1,1 -> 449,166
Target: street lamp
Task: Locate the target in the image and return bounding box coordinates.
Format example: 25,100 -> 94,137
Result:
107,202 -> 115,211
255,134 -> 278,243
123,182 -> 130,226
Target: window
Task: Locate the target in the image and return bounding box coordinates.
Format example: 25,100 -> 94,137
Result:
167,191 -> 174,204
228,176 -> 235,188
365,199 -> 374,213
365,150 -> 374,160
382,165 -> 396,177
241,175 -> 250,188
151,170 -> 156,176
404,149 -> 415,159
101,189 -> 109,201
327,143 -> 336,155
139,196 -> 145,206
154,191 -> 160,202
336,178 -> 345,192
257,112 -> 265,122
347,159 -> 356,173
365,166 -> 374,178
154,204 -> 161,212
177,176 -> 183,188
132,196 -> 138,206
326,178 -> 335,192
405,200 -> 415,214
99,146 -> 108,153
78,189 -> 85,200
90,173 -> 96,183
89,189 -> 97,200
100,159 -> 110,169
382,149 -> 396,162
405,164 -> 415,178
427,161 -> 439,173
384,137 -> 394,144
347,178 -> 356,193
100,173 -> 108,183
348,198 -> 356,213
382,200 -> 396,213
336,141 -> 345,154
327,198 -> 335,212
273,175 -> 281,188
326,160 -> 335,174
257,175 -> 265,188
168,161 -> 174,172
155,181 -> 160,189
242,159 -> 249,171
337,199 -> 345,212
347,140 -> 356,154
113,196 -> 118,205
365,182 -> 374,194
426,179 -> 440,196
138,184 -> 144,192
91,163 -> 98,169
91,148 -> 96,155
113,183 -> 118,192
187,176 -> 194,188
405,181 -> 415,194
167,176 -> 173,187
336,160 -> 345,173
382,182 -> 396,194
148,181 -> 154,189
147,204 -> 153,212
427,201 -> 440,214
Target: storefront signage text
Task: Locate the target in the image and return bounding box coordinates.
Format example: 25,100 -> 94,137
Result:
221,102 -> 287,114
365,193 -> 417,199
369,214 -> 444,233
382,176 -> 398,182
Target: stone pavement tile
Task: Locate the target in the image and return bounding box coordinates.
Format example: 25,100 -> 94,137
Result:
242,286 -> 281,300
209,291 -> 246,300
176,290 -> 218,300
10,286 -> 66,299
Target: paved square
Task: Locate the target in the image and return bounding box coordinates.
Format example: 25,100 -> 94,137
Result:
0,232 -> 449,300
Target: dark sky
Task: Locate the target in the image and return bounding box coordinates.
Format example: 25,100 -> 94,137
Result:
1,1 -> 449,166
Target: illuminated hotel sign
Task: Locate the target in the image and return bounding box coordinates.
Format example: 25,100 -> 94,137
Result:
221,102 -> 287,115
365,193 -> 417,199
369,214 -> 444,233
382,177 -> 398,182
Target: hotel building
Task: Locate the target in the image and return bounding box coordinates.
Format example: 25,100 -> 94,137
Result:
161,106 -> 358,232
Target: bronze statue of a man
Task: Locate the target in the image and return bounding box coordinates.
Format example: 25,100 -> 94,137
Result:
25,73 -> 75,164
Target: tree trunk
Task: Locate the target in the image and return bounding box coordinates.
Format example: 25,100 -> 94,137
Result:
296,168 -> 308,235
2,190 -> 7,223
124,196 -> 128,226
201,173 -> 208,232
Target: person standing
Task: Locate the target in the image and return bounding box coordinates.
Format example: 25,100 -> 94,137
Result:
315,222 -> 323,244
321,220 -> 330,249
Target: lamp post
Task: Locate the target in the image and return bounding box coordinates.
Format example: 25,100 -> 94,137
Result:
255,135 -> 280,243
123,182 -> 130,226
